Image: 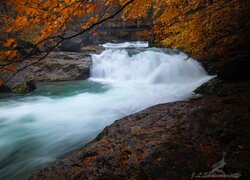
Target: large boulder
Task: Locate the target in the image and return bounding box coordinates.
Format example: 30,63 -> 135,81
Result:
33,51 -> 92,82
194,77 -> 250,96
0,63 -> 36,93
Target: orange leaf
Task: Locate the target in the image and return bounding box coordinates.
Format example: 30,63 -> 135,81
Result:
9,51 -> 17,60
4,27 -> 13,33
1,52 -> 7,60
2,39 -> 15,47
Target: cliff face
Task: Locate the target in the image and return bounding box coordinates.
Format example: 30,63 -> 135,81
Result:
155,0 -> 249,64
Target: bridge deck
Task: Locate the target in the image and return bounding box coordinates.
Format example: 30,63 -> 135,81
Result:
98,20 -> 151,32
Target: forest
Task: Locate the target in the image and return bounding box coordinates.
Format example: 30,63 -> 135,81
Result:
0,0 -> 249,179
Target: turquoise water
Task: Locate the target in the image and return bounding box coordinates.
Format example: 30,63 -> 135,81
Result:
0,80 -> 109,179
0,80 -> 108,101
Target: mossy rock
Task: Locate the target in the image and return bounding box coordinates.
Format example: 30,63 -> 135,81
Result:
11,84 -> 30,94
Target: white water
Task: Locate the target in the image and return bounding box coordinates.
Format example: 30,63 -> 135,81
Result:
102,41 -> 149,48
0,42 -> 212,179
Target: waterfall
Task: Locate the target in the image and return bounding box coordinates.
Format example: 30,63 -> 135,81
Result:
91,48 -> 208,84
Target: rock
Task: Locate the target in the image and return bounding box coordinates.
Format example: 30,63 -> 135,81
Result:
194,77 -> 226,95
33,51 -> 92,82
11,85 -> 28,94
0,65 -> 36,94
59,39 -> 82,52
11,80 -> 36,93
80,45 -> 105,54
32,46 -> 104,82
57,30 -> 83,52
29,81 -> 250,179
194,77 -> 250,96
0,47 -> 104,93
14,39 -> 41,56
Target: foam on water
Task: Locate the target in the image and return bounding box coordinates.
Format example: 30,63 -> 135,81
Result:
102,41 -> 149,48
0,42 -> 213,179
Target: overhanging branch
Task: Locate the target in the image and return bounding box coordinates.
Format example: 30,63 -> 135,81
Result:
1,0 -> 135,86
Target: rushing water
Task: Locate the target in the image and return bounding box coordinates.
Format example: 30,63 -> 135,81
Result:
0,42 -> 212,179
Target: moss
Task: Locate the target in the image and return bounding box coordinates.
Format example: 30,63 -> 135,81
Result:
11,85 -> 30,94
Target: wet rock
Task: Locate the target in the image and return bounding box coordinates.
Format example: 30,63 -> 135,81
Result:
11,80 -> 36,93
194,77 -> 250,96
33,51 -> 92,82
0,66 -> 36,94
32,46 -> 104,82
80,45 -> 105,54
194,77 -> 226,95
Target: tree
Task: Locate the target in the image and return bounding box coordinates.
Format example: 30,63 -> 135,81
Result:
1,0 -> 249,87
0,0 -> 136,86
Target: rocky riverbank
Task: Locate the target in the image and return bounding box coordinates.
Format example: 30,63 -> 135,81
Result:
0,45 -> 104,93
0,0 -> 249,179
29,77 -> 250,179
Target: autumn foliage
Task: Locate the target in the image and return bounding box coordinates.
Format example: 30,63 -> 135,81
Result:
0,0 -> 249,85
0,0 -> 110,78
1,0 -> 100,52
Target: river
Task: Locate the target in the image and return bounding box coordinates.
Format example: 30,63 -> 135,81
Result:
0,42 -> 212,179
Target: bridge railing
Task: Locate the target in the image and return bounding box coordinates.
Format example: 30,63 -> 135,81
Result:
99,19 -> 151,31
